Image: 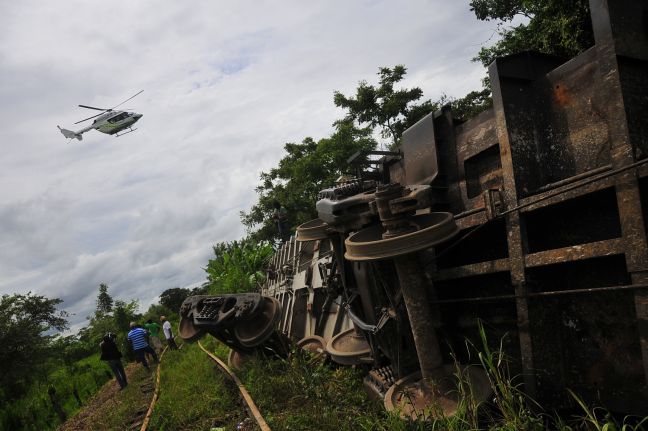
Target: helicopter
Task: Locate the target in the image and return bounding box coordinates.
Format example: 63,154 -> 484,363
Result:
58,90 -> 144,141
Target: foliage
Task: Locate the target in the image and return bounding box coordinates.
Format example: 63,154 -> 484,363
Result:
141,302 -> 173,324
0,354 -> 110,431
158,286 -> 205,314
95,283 -> 113,316
470,0 -> 594,67
566,389 -> 648,431
241,120 -> 376,242
449,85 -> 493,121
0,292 -> 68,402
204,239 -> 274,294
77,298 -> 141,361
470,321 -> 544,430
334,65 -> 436,148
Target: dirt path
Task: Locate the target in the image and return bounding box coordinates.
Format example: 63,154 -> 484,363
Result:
58,362 -> 157,431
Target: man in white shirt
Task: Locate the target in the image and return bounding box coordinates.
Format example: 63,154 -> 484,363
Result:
160,315 -> 178,350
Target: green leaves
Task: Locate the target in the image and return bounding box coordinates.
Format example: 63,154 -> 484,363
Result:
334,65 -> 431,148
0,293 -> 69,402
241,120 -> 376,243
470,0 -> 594,67
95,283 -> 113,316
204,239 -> 274,294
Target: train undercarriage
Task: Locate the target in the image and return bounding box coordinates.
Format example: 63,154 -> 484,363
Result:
180,0 -> 648,418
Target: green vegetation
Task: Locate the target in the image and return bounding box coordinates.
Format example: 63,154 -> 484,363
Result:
240,120 -> 378,243
205,239 -> 275,294
0,282 -> 186,430
333,65 -> 437,148
191,327 -> 648,431
469,0 -> 594,68
148,343 -> 241,430
0,354 -> 110,430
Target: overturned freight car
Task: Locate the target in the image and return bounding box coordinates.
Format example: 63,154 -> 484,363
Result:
180,0 -> 648,417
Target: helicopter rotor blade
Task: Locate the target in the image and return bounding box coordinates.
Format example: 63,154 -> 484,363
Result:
110,90 -> 143,110
78,104 -> 109,111
75,112 -> 105,124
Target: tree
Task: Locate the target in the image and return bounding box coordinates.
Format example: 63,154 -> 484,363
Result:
334,65 -> 435,147
95,283 -> 113,315
0,293 -> 68,401
159,288 -> 192,314
449,86 -> 493,120
241,120 -> 376,242
470,0 -> 594,67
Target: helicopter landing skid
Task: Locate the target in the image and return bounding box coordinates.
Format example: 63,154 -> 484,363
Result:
114,128 -> 137,137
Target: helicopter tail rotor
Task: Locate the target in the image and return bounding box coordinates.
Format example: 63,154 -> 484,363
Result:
58,126 -> 82,141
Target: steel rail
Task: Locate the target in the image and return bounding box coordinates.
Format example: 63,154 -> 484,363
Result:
197,341 -> 272,431
140,345 -> 169,431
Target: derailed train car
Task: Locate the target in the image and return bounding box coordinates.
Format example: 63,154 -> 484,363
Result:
180,0 -> 648,417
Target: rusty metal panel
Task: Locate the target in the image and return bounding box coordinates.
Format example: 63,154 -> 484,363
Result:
399,112 -> 439,185
542,48 -> 612,182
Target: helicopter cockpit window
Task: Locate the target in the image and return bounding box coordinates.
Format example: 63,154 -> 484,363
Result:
108,113 -> 128,123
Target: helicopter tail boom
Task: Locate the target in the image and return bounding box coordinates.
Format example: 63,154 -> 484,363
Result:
57,126 -> 83,141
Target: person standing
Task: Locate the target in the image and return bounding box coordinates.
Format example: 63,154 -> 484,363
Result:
160,316 -> 178,350
127,322 -> 158,370
143,319 -> 163,353
99,332 -> 128,390
272,201 -> 290,243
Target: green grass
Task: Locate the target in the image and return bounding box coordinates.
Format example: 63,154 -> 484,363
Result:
148,343 -> 242,430
233,347 -> 392,430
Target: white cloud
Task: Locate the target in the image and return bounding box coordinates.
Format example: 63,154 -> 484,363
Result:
0,1 -> 499,329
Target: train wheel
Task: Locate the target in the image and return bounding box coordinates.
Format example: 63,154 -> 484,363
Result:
296,218 -> 331,241
326,328 -> 372,365
227,349 -> 251,369
234,297 -> 281,347
296,335 -> 327,356
384,365 -> 491,419
344,212 -> 458,261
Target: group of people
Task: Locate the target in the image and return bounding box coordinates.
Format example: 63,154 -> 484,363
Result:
99,315 -> 178,390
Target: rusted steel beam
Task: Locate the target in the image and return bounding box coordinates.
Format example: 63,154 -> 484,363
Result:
591,0 -> 648,389
455,210 -> 487,230
434,258 -> 510,281
489,56 -> 538,397
394,255 -> 443,382
518,178 -> 615,213
524,238 -> 625,268
429,283 -> 648,305
534,165 -> 612,193
511,159 -> 648,214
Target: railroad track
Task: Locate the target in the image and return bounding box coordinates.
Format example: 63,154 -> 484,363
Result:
138,345 -> 168,431
137,340 -> 270,431
197,340 -> 272,431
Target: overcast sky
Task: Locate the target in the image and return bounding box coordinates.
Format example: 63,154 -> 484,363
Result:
0,1 -> 499,331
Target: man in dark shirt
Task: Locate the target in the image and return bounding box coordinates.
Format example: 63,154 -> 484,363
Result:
99,332 -> 128,390
272,201 -> 290,243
